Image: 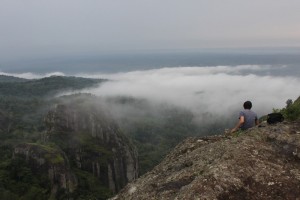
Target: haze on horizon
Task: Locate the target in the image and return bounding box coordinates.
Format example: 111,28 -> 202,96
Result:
1,0 -> 300,69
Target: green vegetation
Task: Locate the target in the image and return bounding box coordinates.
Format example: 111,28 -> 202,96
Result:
0,74 -> 203,198
0,76 -> 105,144
27,143 -> 65,164
0,75 -> 105,98
0,157 -> 50,200
109,96 -> 200,174
4,74 -> 293,199
72,169 -> 113,200
0,75 -> 107,199
0,75 -> 27,83
280,97 -> 300,121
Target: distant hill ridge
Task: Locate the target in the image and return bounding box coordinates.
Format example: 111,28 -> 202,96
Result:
0,75 -> 28,82
0,75 -> 106,97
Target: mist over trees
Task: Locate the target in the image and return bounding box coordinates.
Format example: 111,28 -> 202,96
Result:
0,76 -> 109,199
0,75 -> 236,198
1,74 -> 298,199
100,95 -> 236,174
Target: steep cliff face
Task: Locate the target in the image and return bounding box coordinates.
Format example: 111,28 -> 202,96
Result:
43,99 -> 138,193
13,143 -> 77,194
112,121 -> 300,200
13,96 -> 138,199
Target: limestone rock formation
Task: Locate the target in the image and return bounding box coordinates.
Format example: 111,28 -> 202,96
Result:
44,99 -> 139,193
13,95 -> 138,198
112,121 -> 300,200
13,143 -> 77,194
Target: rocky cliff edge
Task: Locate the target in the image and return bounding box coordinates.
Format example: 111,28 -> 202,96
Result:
111,120 -> 300,200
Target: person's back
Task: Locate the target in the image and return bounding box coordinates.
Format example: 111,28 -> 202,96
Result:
239,109 -> 257,130
230,101 -> 258,133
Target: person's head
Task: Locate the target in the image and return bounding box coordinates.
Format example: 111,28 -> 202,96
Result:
243,101 -> 252,109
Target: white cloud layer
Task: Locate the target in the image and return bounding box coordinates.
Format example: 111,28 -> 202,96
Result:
78,65 -> 300,118
2,65 -> 299,122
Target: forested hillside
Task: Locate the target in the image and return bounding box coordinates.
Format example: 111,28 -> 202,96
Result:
0,76 -> 109,199
0,75 -> 204,199
0,76 -> 105,143
0,75 -> 104,97
0,75 -> 27,83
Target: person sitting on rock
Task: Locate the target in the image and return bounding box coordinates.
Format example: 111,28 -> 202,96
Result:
230,100 -> 259,133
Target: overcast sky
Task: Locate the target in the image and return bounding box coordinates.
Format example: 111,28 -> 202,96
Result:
1,0 -> 300,62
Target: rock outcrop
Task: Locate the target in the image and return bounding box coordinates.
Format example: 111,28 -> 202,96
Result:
112,121 -> 300,200
13,143 -> 77,194
14,95 -> 138,198
45,99 -> 138,192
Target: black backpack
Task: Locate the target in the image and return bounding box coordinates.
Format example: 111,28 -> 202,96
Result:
267,113 -> 284,124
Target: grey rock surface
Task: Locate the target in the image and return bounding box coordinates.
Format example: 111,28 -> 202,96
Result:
112,121 -> 300,200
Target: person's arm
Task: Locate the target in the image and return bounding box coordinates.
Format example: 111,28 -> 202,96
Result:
255,118 -> 259,126
230,116 -> 244,133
